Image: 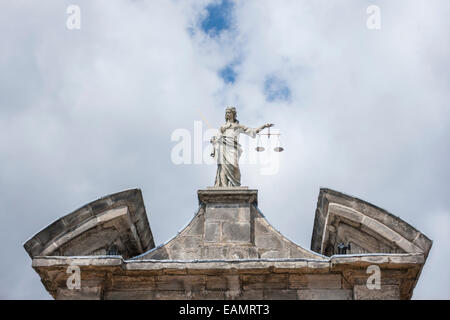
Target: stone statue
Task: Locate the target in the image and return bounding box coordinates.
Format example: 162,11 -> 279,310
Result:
210,107 -> 274,187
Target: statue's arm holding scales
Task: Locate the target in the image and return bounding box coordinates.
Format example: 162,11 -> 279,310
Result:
210,123 -> 274,157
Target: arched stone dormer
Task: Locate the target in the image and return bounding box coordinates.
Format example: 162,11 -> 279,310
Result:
23,189 -> 155,259
310,188 -> 432,258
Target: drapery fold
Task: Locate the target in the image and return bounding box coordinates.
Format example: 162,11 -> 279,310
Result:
212,124 -> 257,187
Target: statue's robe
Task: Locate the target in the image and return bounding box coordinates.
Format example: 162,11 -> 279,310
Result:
212,122 -> 257,187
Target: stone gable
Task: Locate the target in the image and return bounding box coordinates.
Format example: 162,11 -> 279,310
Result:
24,187 -> 432,300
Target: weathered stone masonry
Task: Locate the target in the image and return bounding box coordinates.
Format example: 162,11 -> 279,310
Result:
24,187 -> 432,300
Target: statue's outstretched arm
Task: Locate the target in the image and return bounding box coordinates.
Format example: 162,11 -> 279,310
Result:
255,123 -> 275,134
241,123 -> 274,138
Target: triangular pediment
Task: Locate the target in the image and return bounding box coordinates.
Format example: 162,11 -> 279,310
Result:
135,188 -> 324,261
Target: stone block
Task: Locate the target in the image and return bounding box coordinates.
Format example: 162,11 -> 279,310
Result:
145,247 -> 169,260
56,286 -> 102,300
206,276 -> 228,290
156,276 -> 183,291
170,249 -> 200,260
289,274 -> 342,290
23,239 -> 42,257
191,290 -> 225,300
60,228 -> 118,256
242,274 -> 287,290
227,246 -> 258,259
237,205 -> 251,221
224,275 -> 241,298
307,261 -> 330,272
154,290 -> 188,300
201,246 -> 228,259
260,250 -> 289,259
109,189 -> 135,203
353,285 -> 399,300
255,218 -> 270,234
297,289 -> 352,300
238,290 -> 263,300
155,275 -> 205,291
289,247 -> 312,258
305,274 -> 342,289
263,289 -> 297,300
89,198 -> 112,213
198,188 -> 257,205
363,217 -> 403,245
228,247 -> 247,259
183,276 -> 207,292
105,290 -> 156,300
222,222 -> 251,243
388,254 -> 424,264
186,216 -> 204,236
132,205 -> 146,223
331,205 -> 364,224
135,218 -> 148,237
288,274 -> 307,289
255,234 -> 283,250
36,219 -> 67,245
62,207 -> 93,228
360,256 -> 389,264
112,275 -> 156,290
204,222 -> 220,242
139,229 -> 154,251
413,233 -> 432,253
173,236 -> 202,249
247,247 -> 259,259
205,204 -> 238,221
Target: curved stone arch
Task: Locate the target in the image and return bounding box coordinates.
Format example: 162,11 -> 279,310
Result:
40,206 -> 135,256
23,189 -> 154,259
321,203 -> 423,255
311,188 -> 432,258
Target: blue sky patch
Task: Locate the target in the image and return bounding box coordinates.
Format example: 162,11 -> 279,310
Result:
201,0 -> 234,36
219,64 -> 237,84
263,75 -> 291,102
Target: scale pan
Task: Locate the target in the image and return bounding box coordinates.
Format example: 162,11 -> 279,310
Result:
273,147 -> 284,152
256,147 -> 265,152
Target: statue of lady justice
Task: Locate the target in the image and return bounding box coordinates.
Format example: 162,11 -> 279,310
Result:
210,107 -> 274,187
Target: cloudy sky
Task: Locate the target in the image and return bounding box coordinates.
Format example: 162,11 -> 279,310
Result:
0,0 -> 449,299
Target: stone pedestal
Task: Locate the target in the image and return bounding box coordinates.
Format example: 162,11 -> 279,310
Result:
199,187 -> 256,246
198,187 -> 257,205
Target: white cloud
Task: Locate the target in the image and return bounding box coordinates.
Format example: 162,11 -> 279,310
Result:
0,0 -> 449,299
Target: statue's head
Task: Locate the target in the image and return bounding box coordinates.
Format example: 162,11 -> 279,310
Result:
225,106 -> 238,123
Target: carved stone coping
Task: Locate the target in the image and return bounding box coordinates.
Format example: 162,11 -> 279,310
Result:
32,253 -> 425,270
198,187 -> 258,205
